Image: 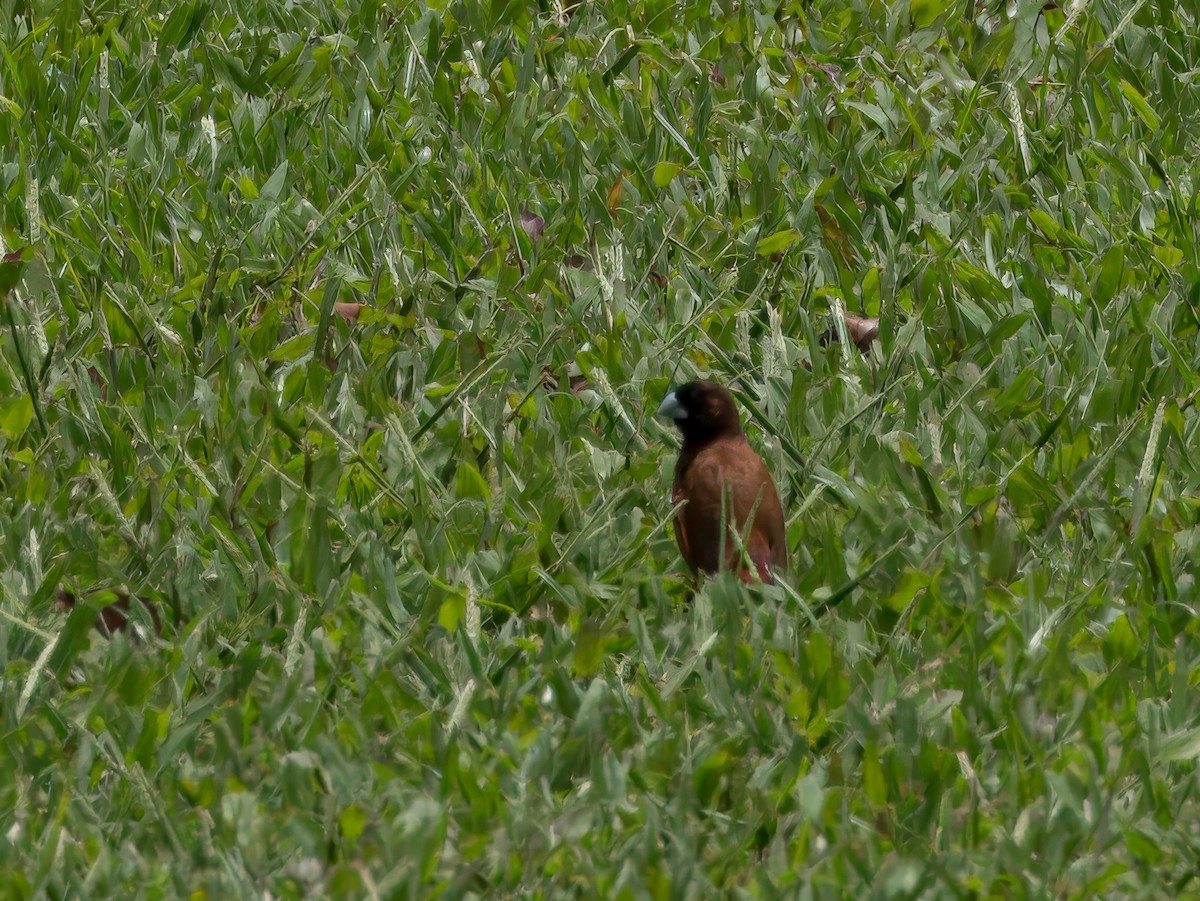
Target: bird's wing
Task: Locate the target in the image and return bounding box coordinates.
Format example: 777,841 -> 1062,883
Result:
678,442 -> 786,579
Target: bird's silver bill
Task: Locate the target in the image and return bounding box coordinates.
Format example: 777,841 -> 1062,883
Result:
657,391 -> 687,420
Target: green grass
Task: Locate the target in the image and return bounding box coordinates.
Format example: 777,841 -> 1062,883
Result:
2,0 -> 1200,896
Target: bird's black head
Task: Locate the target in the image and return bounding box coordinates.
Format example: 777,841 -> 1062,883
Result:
657,379 -> 745,446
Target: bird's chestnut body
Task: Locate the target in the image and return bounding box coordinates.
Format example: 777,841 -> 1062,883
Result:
658,380 -> 787,584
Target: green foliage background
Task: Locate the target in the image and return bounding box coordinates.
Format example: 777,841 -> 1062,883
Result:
2,0 -> 1200,896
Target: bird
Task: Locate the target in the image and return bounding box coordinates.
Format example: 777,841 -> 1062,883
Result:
657,380 -> 787,584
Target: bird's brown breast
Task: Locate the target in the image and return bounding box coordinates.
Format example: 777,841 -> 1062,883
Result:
672,437 -> 786,583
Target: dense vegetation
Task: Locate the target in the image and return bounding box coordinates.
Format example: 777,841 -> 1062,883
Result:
2,0 -> 1199,896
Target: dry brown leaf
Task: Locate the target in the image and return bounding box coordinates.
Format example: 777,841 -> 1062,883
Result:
843,314 -> 880,351
607,170 -> 628,218
819,313 -> 880,352
816,203 -> 854,268
541,367 -> 590,395
519,209 -> 546,241
56,588 -> 163,636
86,365 -> 109,400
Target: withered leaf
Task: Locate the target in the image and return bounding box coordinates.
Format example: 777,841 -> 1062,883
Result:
519,209 -> 545,241
57,588 -> 163,637
819,313 -> 880,352
607,170 -> 629,218
0,246 -> 31,303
